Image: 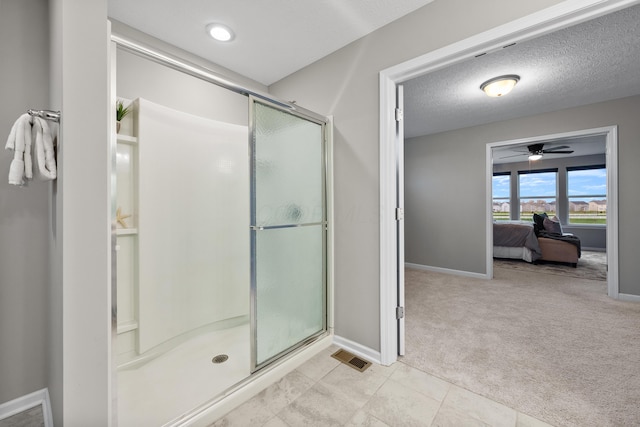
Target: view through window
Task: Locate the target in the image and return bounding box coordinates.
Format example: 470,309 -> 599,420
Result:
492,173 -> 510,221
493,166 -> 606,225
518,170 -> 557,221
567,165 -> 607,224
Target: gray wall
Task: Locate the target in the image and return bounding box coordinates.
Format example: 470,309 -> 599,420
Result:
116,50 -> 249,127
493,154 -> 607,250
0,0 -> 50,405
269,0 -> 563,352
405,130 -> 487,273
405,95 -> 640,295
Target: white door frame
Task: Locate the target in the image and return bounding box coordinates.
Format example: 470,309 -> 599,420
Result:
378,0 -> 638,366
486,126 -> 619,296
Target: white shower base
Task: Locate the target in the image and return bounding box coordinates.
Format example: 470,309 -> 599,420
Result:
117,322 -> 250,427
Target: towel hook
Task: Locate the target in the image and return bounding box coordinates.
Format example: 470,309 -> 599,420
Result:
28,109 -> 60,123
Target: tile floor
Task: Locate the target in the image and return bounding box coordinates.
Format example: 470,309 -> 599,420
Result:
210,345 -> 554,427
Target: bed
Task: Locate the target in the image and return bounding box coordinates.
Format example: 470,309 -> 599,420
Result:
493,221 -> 542,262
493,219 -> 581,266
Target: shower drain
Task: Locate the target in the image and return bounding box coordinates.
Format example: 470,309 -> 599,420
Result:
212,354 -> 229,364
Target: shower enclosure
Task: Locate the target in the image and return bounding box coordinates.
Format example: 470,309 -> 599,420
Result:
112,37 -> 330,426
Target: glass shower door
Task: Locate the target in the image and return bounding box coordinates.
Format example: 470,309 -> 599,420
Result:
250,97 -> 327,371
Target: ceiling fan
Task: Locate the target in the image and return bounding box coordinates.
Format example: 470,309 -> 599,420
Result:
500,143 -> 575,160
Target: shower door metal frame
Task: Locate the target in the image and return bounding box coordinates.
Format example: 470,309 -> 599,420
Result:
249,95 -> 329,373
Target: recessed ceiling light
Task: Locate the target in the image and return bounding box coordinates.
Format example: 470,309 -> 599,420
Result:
480,74 -> 520,97
207,23 -> 234,42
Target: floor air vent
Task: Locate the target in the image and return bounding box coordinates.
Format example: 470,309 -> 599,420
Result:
331,349 -> 372,372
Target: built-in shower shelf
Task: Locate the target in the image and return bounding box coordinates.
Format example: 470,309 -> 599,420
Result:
117,320 -> 139,334
117,228 -> 138,236
117,134 -> 138,145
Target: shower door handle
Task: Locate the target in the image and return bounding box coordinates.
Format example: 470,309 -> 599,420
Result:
250,222 -> 326,232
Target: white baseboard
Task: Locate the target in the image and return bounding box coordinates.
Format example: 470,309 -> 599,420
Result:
618,293 -> 640,303
0,388 -> 53,427
333,335 -> 382,365
405,262 -> 488,280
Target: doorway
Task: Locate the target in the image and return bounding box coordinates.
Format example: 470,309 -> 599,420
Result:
378,0 -> 634,365
486,127 -> 617,296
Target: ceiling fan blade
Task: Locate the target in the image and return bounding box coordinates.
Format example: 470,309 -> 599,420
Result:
542,145 -> 571,152
543,150 -> 574,154
498,153 -> 527,159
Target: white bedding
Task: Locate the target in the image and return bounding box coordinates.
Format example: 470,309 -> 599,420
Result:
493,245 -> 533,262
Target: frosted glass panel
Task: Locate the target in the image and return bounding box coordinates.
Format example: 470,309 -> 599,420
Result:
254,103 -> 323,226
255,226 -> 324,365
252,100 -> 326,369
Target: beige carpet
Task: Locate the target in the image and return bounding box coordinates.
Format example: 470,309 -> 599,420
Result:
494,250 -> 607,281
402,265 -> 640,427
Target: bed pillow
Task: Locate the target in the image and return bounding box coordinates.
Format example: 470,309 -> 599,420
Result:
543,216 -> 563,234
532,212 -> 548,235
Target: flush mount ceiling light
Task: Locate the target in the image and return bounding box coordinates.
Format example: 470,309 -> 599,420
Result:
206,23 -> 235,42
480,74 -> 520,97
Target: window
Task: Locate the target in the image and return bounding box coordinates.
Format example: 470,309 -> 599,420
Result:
567,165 -> 606,225
518,169 -> 557,221
492,172 -> 510,221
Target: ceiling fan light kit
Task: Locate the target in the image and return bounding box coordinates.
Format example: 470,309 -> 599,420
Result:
480,74 -> 520,97
527,143 -> 544,161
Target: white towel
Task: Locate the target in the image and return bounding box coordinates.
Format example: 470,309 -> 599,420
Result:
32,117 -> 57,181
5,113 -> 33,186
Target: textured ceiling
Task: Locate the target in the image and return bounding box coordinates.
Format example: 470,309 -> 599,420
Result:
107,0 -> 434,86
404,4 -> 640,138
